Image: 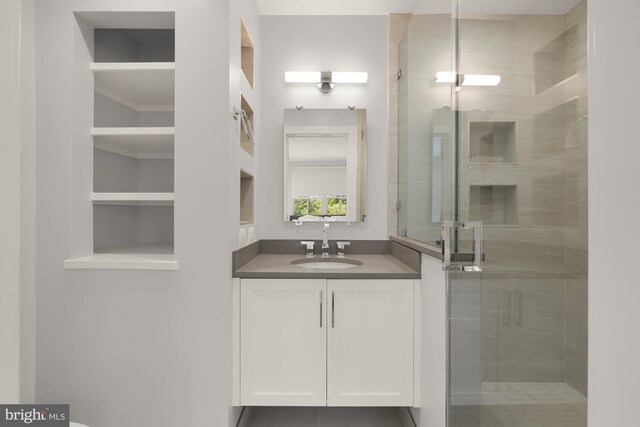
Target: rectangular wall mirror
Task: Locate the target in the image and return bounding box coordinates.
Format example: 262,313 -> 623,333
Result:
283,108 -> 367,223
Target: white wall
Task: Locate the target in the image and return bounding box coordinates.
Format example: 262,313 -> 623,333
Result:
33,1 -> 250,426
259,16 -> 389,240
20,0 -> 37,404
0,0 -> 22,404
588,0 -> 640,425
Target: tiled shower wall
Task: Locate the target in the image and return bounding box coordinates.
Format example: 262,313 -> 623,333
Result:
563,0 -> 588,397
391,0 -> 587,393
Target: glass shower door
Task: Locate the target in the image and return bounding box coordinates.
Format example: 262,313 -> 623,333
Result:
445,1 -> 588,426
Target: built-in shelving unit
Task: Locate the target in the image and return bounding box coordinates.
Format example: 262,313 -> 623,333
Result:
240,19 -> 255,89
470,122 -> 516,164
236,17 -> 257,247
469,185 -> 518,226
65,18 -> 177,269
240,171 -> 254,225
91,27 -> 175,258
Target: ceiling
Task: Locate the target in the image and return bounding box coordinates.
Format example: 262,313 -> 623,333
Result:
415,0 -> 582,15
256,0 -> 419,15
257,0 -> 582,16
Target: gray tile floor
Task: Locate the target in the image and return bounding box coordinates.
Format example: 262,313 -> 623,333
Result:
246,407 -> 404,427
245,383 -> 586,427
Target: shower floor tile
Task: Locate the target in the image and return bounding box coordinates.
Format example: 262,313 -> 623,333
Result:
452,382 -> 587,427
481,382 -> 587,405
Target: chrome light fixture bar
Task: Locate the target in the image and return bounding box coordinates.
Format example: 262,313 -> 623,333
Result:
435,71 -> 501,86
285,71 -> 368,93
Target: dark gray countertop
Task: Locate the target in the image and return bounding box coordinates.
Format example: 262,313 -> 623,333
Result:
390,235 -> 443,260
232,240 -> 421,279
234,253 -> 420,279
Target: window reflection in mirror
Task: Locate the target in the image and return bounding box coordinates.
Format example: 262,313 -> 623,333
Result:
283,109 -> 367,223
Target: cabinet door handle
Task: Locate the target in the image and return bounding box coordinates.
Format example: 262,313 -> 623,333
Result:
331,291 -> 335,328
320,290 -> 323,328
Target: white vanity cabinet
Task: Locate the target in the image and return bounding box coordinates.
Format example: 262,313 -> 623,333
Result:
327,279 -> 414,406
238,278 -> 415,407
240,279 -> 327,406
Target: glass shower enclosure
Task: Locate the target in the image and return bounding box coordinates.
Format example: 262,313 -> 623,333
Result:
397,1 -> 588,426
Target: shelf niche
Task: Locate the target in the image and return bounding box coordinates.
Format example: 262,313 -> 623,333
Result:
93,205 -> 174,254
534,25 -> 578,94
240,19 -> 255,89
469,122 -> 516,164
94,80 -> 174,127
90,17 -> 176,257
94,28 -> 175,63
469,185 -> 517,226
240,94 -> 255,156
93,28 -> 175,125
240,171 -> 254,225
94,148 -> 174,193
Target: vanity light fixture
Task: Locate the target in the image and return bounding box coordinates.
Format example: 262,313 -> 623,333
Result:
285,71 -> 368,93
435,71 -> 501,86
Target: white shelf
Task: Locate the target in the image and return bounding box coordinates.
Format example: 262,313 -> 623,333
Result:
64,246 -> 178,271
92,127 -> 175,159
92,62 -> 175,111
91,192 -> 174,206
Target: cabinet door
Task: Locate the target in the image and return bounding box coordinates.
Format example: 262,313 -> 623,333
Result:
327,279 -> 414,406
240,279 -> 326,406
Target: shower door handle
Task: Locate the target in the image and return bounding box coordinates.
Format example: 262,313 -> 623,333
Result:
442,221 -> 483,272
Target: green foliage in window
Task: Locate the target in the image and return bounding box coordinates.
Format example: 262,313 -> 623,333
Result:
293,198 -> 308,216
293,197 -> 323,216
294,196 -> 346,217
308,198 -> 322,216
327,196 -> 347,215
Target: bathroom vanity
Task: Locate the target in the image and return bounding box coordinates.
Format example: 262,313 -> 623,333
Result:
232,240 -> 421,407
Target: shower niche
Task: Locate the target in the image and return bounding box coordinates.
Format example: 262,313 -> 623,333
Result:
469,185 -> 518,226
469,121 -> 516,164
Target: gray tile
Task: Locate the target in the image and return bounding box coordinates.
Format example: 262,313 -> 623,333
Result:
248,407 -> 404,427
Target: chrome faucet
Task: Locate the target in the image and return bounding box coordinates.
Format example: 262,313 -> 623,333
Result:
301,241 -> 315,258
322,222 -> 330,257
337,241 -> 351,258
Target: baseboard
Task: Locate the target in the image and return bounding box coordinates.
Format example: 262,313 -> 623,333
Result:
236,407 -> 253,427
398,407 -> 417,427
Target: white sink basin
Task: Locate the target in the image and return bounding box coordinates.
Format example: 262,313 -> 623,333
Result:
291,258 -> 363,270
